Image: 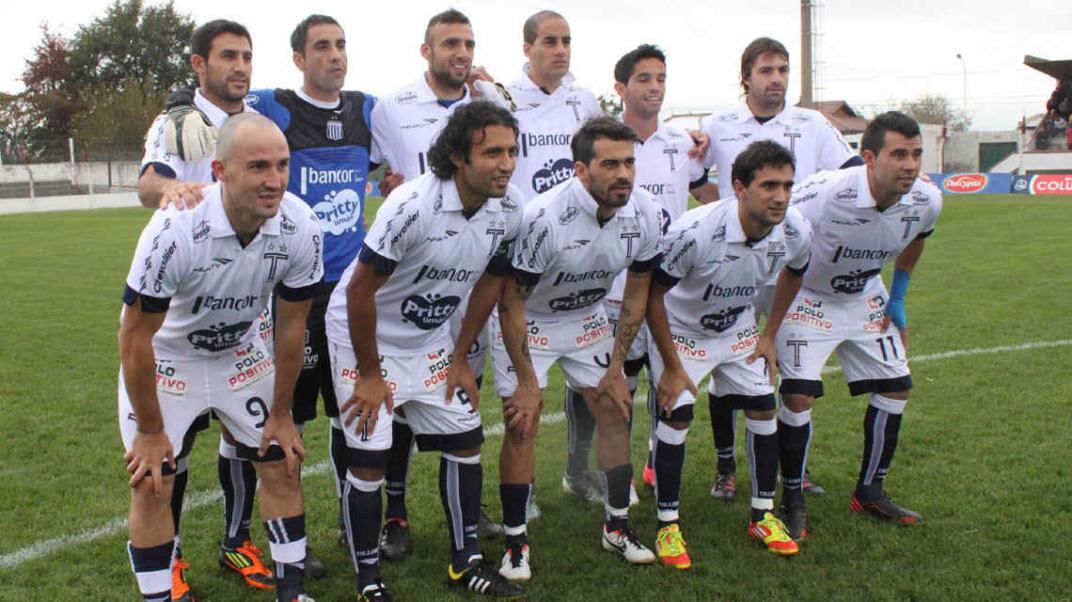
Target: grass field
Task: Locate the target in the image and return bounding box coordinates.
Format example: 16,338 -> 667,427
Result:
1,194 -> 1071,601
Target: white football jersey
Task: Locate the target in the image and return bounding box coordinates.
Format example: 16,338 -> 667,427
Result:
326,173 -> 523,355
122,185 -> 324,359
606,121 -> 705,303
701,103 -> 854,200
512,177 -> 663,323
370,75 -> 472,180
790,166 -> 942,299
507,67 -> 602,201
658,198 -> 811,338
140,89 -> 256,183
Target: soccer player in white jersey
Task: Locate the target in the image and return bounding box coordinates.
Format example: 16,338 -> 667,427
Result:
702,37 -> 861,502
562,44 -> 718,503
646,141 -> 811,567
135,20 -> 278,599
368,8 -> 505,560
119,114 -> 323,602
765,112 -> 941,536
325,102 -> 524,600
507,11 -> 603,202
493,117 -> 663,581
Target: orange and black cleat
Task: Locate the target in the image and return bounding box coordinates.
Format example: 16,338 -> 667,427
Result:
218,540 -> 276,590
171,555 -> 196,602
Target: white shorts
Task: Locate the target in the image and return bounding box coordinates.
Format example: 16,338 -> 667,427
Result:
490,309 -> 613,398
118,337 -> 276,459
776,289 -> 911,398
648,323 -> 775,415
448,304 -> 491,378
604,298 -> 648,362
329,342 -> 482,457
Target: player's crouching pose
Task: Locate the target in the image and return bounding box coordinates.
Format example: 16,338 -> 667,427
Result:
119,114 -> 323,602
493,117 -> 663,582
646,141 -> 812,566
325,101 -> 524,600
769,111 -> 942,530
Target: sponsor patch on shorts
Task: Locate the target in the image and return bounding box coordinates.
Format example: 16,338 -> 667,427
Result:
575,312 -> 612,348
155,362 -> 187,396
227,341 -> 274,391
783,296 -> 834,332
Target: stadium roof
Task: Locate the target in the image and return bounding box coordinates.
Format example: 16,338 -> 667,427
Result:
1024,55 -> 1072,81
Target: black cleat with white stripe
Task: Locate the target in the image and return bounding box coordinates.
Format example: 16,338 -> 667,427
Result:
448,557 -> 524,598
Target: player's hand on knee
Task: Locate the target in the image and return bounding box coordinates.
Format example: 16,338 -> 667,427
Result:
159,180 -> 208,210
125,430 -> 175,496
504,379 -> 542,439
685,129 -> 710,158
260,414 -> 305,478
748,334 -> 779,384
342,376 -> 393,439
656,366 -> 696,418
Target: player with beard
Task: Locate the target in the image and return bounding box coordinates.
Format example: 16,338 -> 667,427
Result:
701,37 -> 859,504
325,102 -> 524,600
646,141 -> 811,566
766,112 -> 940,536
135,20 -> 278,600
493,117 -> 663,581
368,8 -> 507,562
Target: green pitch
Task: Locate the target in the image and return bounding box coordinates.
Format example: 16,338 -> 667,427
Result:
1,195 -> 1070,601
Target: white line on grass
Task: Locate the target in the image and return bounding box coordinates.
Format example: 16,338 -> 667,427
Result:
3,338 -> 1069,570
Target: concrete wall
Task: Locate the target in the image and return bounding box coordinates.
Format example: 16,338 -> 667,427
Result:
943,131 -> 1020,173
0,161 -> 141,188
0,191 -> 141,216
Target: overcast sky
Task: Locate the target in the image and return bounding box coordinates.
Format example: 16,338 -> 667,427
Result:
3,0 -> 1069,130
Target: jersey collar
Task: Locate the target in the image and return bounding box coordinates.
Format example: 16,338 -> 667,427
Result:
853,167 -> 912,210
441,177 -> 502,216
204,184 -> 282,240
518,63 -> 577,94
415,73 -> 471,105
736,102 -> 794,128
195,89 -> 246,128
727,198 -> 782,248
568,177 -> 601,219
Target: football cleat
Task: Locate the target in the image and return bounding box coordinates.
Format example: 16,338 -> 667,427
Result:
498,539 -> 531,582
562,471 -> 603,504
219,540 -> 275,589
748,512 -> 800,556
288,595 -> 316,602
171,555 -> 196,602
803,470 -> 826,495
710,471 -> 737,502
850,493 -> 923,525
379,519 -> 412,561
779,502 -> 808,541
641,462 -> 655,489
602,526 -> 656,565
448,557 -> 525,598
655,524 -> 691,570
304,545 -> 326,579
480,505 -> 505,539
358,579 -> 393,601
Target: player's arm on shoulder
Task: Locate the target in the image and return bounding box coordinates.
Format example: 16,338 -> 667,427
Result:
138,164 -> 208,210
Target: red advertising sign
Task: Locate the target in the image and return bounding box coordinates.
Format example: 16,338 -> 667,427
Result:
943,173 -> 988,194
1029,174 -> 1072,195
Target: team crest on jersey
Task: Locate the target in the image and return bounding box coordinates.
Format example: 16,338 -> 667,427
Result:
326,119 -> 343,141
910,190 -> 930,205
400,293 -> 461,330
663,146 -> 679,171
711,225 -> 727,242
784,223 -> 800,238
280,215 -> 298,235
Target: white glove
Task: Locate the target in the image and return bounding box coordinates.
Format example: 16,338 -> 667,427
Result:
471,79 -> 517,112
164,105 -> 217,163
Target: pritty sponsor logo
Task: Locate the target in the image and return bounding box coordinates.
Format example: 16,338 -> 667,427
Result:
532,158 -> 575,193
549,288 -> 607,312
830,268 -> 882,294
400,294 -> 460,329
699,305 -> 747,333
187,321 -> 253,352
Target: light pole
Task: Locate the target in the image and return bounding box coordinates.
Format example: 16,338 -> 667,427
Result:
955,53 -> 967,115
